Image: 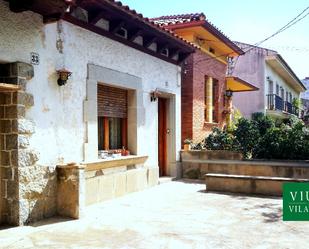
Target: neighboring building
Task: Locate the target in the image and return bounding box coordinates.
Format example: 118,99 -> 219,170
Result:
0,0 -> 195,225
301,77 -> 309,121
232,42 -> 306,119
300,77 -> 309,100
152,14 -> 257,143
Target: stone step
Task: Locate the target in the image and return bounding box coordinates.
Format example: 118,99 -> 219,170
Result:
158,176 -> 175,185
182,159 -> 309,179
205,173 -> 309,196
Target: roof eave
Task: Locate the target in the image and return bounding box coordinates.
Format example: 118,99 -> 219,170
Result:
163,20 -> 244,56
266,55 -> 306,92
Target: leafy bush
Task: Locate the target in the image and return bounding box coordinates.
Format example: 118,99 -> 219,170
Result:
203,113 -> 309,160
252,112 -> 275,136
204,127 -> 238,151
253,126 -> 288,159
233,118 -> 259,158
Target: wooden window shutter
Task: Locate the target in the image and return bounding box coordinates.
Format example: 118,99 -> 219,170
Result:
97,84 -> 127,118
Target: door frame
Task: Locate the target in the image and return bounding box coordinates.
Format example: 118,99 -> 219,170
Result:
158,97 -> 167,176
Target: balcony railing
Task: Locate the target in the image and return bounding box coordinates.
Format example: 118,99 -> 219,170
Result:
267,94 -> 283,111
267,94 -> 298,115
284,101 -> 292,114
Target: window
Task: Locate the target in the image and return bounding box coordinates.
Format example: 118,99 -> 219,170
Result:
289,93 -> 292,103
286,91 -> 289,102
212,79 -> 219,123
204,76 -> 218,123
281,87 -> 284,100
97,85 -> 128,150
268,80 -> 273,94
98,117 -> 127,150
276,84 -> 279,95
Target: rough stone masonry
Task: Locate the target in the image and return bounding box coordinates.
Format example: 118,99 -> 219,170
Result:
0,62 -> 57,226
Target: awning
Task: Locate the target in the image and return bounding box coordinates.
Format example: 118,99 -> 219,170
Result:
225,76 -> 259,92
0,83 -> 20,92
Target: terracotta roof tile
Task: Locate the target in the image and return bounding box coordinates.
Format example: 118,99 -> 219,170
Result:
150,13 -> 206,25
105,0 -> 198,49
151,12 -> 243,55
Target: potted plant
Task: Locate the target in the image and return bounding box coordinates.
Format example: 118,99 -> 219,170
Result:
183,138 -> 192,151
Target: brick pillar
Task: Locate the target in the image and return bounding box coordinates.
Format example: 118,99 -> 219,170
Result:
206,77 -> 213,123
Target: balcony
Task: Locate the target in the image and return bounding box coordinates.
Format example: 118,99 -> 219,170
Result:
267,94 -> 298,116
267,94 -> 283,111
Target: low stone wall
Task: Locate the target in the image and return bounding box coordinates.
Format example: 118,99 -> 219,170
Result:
85,163 -> 158,206
53,160 -> 158,218
181,150 -> 243,179
181,150 -> 243,161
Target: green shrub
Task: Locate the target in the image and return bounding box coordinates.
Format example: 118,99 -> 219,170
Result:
203,114 -> 309,160
204,127 -> 238,151
252,112 -> 275,136
233,118 -> 259,158
253,126 -> 288,159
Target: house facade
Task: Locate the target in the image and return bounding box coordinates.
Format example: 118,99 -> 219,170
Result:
301,77 -> 309,122
0,0 -> 195,225
232,42 -> 306,119
152,14 -> 257,143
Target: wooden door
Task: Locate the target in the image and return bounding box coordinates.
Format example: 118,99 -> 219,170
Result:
0,120 -> 2,224
158,98 -> 167,176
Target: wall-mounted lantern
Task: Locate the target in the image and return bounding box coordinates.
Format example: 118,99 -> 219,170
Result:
57,68 -> 72,86
225,89 -> 233,98
150,90 -> 160,102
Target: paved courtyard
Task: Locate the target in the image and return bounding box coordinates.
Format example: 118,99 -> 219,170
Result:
0,180 -> 308,249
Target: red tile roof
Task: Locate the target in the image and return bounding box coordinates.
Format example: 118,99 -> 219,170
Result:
102,0 -> 198,49
151,13 -> 206,25
151,13 -> 244,55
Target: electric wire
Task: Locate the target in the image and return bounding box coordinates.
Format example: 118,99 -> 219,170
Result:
192,5 -> 309,70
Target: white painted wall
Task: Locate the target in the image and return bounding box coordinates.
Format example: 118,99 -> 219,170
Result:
0,1 -> 182,171
265,63 -> 299,104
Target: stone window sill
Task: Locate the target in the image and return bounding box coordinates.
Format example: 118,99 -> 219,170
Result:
204,122 -> 219,126
82,155 -> 148,172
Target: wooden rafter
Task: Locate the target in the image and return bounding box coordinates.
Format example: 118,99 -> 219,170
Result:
144,37 -> 157,48
110,20 -> 125,34
88,11 -> 105,24
5,0 -> 195,65
169,48 -> 181,59
157,43 -> 169,54
128,29 -> 143,42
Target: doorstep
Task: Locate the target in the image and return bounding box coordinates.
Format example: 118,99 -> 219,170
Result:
159,176 -> 176,185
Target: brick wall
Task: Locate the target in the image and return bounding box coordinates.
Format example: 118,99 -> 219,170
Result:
181,50 -> 228,144
181,54 -> 194,143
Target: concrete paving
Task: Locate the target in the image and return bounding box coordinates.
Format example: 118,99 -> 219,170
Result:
0,180 -> 308,249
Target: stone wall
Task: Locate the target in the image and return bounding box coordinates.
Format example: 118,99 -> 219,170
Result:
85,165 -> 158,205
181,150 -> 243,179
0,62 -> 57,225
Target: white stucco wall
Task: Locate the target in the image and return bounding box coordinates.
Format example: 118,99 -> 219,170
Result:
0,1 -> 182,170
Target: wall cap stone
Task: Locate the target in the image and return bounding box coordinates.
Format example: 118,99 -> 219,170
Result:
57,163 -> 86,170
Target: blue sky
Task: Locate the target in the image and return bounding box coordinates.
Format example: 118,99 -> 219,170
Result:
121,0 -> 309,79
